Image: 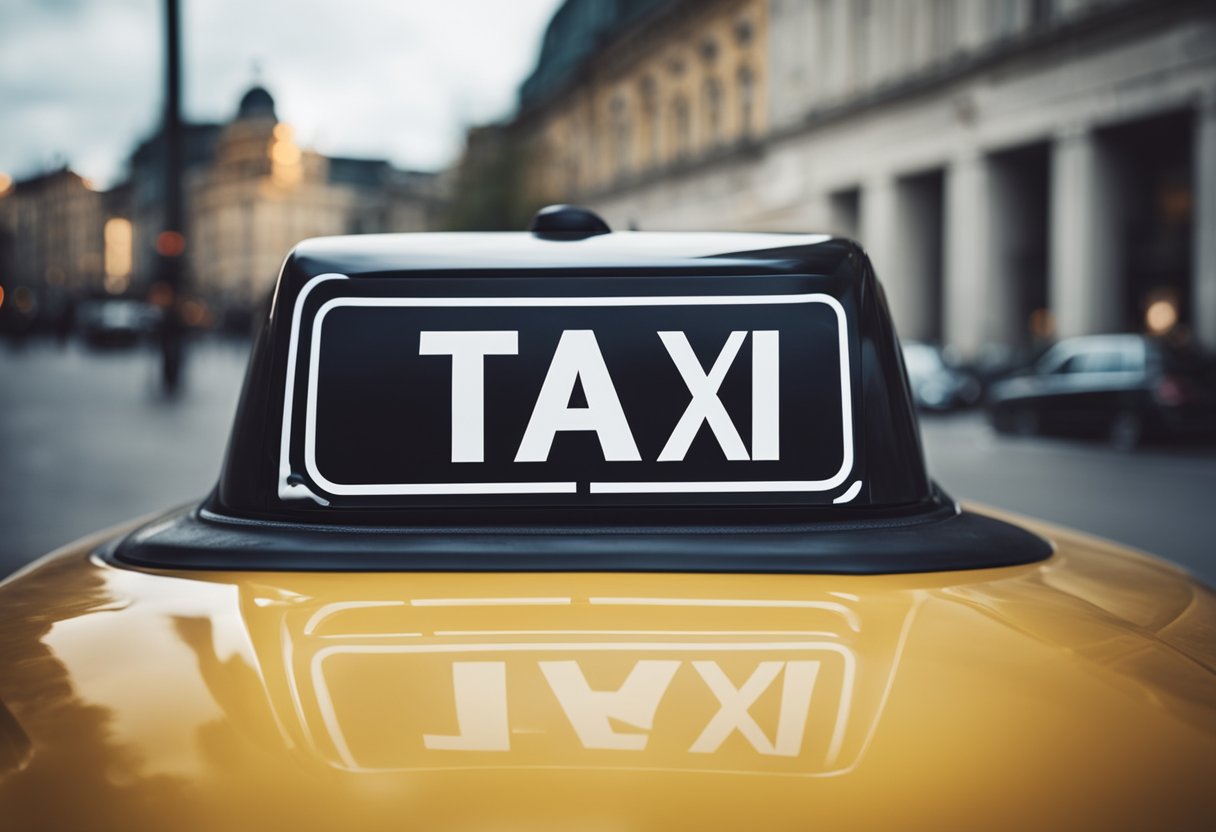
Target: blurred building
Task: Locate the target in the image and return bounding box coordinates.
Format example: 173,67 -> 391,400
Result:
128,121 -> 225,304
1,84 -> 447,334
500,0 -> 1216,355
517,0 -> 767,204
446,124 -> 535,231
0,168 -> 106,332
130,85 -> 447,321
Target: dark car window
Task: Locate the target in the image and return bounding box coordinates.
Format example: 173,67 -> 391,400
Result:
1072,349 -> 1128,374
1045,340 -> 1145,375
1053,354 -> 1082,374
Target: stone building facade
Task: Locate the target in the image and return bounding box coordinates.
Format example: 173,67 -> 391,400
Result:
2,84 -> 447,332
518,0 -> 769,208
512,0 -> 1216,355
132,86 -> 447,316
0,168 -> 106,328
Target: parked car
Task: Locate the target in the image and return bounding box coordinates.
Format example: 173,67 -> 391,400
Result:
986,333 -> 1216,448
1,209 -> 1212,830
75,298 -> 159,348
901,340 -> 982,411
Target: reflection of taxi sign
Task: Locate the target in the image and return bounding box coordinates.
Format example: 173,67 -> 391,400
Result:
266,592 -> 917,776
281,277 -> 854,506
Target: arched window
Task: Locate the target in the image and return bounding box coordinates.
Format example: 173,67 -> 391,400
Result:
638,75 -> 659,168
610,96 -> 631,177
704,77 -> 723,148
565,157 -> 579,195
738,66 -> 755,137
671,95 -> 691,160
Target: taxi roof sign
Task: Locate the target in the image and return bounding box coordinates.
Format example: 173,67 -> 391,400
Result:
107,218 -> 1052,573
213,227 -> 928,519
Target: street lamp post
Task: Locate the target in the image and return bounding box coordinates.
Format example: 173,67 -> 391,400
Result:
158,0 -> 186,395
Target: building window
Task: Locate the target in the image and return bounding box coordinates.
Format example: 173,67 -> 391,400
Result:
735,17 -> 754,45
852,0 -> 871,88
738,66 -> 755,137
639,75 -> 659,168
611,96 -> 631,177
103,217 -> 132,294
1029,0 -> 1053,28
671,95 -> 691,160
667,53 -> 686,78
704,77 -> 723,147
817,0 -> 835,97
930,0 -> 957,60
564,157 -> 580,195
991,0 -> 1019,40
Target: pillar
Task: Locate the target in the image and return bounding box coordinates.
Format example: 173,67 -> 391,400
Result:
944,151 -> 991,357
860,174 -> 910,334
860,174 -> 896,275
1049,124 -> 1122,338
830,0 -> 851,97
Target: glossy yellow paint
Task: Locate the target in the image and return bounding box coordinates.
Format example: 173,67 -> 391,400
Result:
0,508 -> 1213,831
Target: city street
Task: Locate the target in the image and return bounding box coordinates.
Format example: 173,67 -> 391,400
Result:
0,339 -> 246,579
1,340 -> 1214,586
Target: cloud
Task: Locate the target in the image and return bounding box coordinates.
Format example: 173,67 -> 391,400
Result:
0,0 -> 159,184
0,0 -> 563,186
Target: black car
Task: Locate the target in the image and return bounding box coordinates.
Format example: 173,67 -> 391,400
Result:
75,298 -> 159,348
985,334 -> 1216,448
900,341 -> 981,411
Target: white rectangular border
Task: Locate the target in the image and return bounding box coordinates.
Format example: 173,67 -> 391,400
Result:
283,279 -> 854,498
309,640 -> 855,774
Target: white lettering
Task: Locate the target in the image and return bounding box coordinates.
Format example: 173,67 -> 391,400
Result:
658,331 -> 749,462
516,330 -> 641,462
689,660 -> 819,756
540,660 -> 679,750
773,660 -> 818,756
751,330 -> 780,461
419,331 -> 519,463
422,661 -> 511,751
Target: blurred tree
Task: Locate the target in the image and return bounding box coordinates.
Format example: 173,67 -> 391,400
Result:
444,125 -> 539,231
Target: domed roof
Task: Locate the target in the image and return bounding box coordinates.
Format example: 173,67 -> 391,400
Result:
237,85 -> 276,121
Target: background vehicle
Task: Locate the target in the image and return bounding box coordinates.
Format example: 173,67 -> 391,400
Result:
901,340 -> 982,412
74,298 -> 160,349
985,334 -> 1216,448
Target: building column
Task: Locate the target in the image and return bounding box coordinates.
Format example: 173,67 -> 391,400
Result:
860,174 -> 896,272
830,0 -> 851,97
1049,125 -> 1122,338
1193,91 -> 1216,350
860,174 -> 907,332
944,151 -> 991,357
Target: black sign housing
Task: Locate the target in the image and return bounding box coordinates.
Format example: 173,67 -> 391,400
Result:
107,225 -> 1054,575
213,231 -> 932,524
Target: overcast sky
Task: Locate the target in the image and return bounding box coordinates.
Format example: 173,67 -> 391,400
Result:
0,0 -> 564,187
